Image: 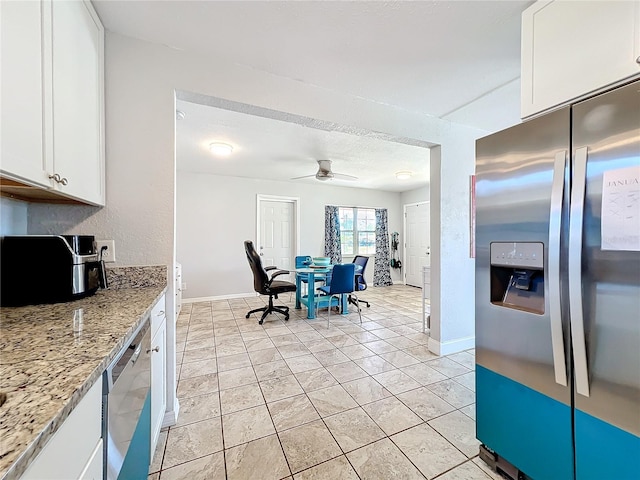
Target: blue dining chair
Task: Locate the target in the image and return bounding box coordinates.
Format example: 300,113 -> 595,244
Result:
316,263 -> 363,328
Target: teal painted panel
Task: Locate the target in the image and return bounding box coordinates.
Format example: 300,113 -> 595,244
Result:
476,365 -> 573,480
575,409 -> 640,480
118,390 -> 151,480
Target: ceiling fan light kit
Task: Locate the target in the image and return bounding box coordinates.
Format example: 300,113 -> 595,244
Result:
209,142 -> 234,156
291,159 -> 358,182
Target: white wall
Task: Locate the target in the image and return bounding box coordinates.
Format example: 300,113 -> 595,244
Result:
400,185 -> 429,206
177,172 -> 403,299
1,197 -> 28,235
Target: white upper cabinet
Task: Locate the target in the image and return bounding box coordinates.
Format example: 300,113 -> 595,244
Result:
0,1 -> 52,187
50,0 -> 104,205
0,0 -> 104,205
521,0 -> 640,118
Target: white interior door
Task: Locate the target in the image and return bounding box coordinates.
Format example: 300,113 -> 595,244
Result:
405,202 -> 430,287
259,199 -> 295,278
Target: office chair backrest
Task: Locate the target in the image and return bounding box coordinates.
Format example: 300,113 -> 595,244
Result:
328,263 -> 356,295
353,255 -> 369,290
244,240 -> 269,293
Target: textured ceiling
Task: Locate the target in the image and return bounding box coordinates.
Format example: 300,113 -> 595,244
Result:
94,0 -> 533,191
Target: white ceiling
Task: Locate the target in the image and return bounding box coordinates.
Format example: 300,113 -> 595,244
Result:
93,0 -> 532,191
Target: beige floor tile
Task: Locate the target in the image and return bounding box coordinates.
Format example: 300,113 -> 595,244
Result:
240,330 -> 269,341
225,434 -> 291,480
254,359 -> 293,381
175,392 -> 221,427
215,325 -> 240,336
185,337 -> 215,351
278,343 -> 312,358
177,373 -> 219,399
326,361 -> 368,383
294,330 -> 323,342
222,404 -> 276,448
368,328 -> 401,339
243,337 -> 275,352
313,348 -> 351,366
362,339 -> 397,354
460,403 -> 476,420
219,383 -> 265,415
397,386 -> 456,421
266,326 -> 292,337
426,379 -> 475,408
341,376 -> 392,405
324,407 -> 386,452
426,357 -> 471,377
163,417 -> 223,469
148,473 -> 159,480
271,334 -> 302,347
215,339 -> 247,356
400,363 -> 448,386
361,396 -> 423,436
218,365 -> 258,390
304,338 -> 338,353
328,334 -> 359,348
428,410 -> 480,458
379,350 -> 421,368
473,457 -> 505,480
285,354 -> 324,374
158,451 -> 225,480
182,346 -> 217,363
404,333 -> 430,345
346,438 -> 425,480
293,455 -> 359,480
447,351 -> 476,370
278,419 -> 342,474
354,355 -> 396,375
340,344 -> 376,360
391,423 -> 466,478
217,352 -> 252,371
348,331 -> 381,343
248,347 -> 283,365
384,336 -> 418,350
453,371 -> 475,391
267,393 -> 321,431
372,369 -> 421,395
307,384 -> 358,417
260,374 -> 304,402
294,367 -> 339,392
437,460 -> 493,480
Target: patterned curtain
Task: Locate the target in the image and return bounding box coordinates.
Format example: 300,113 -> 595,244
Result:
374,208 -> 393,286
324,206 -> 342,264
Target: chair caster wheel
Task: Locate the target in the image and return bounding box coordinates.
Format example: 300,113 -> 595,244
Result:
246,313 -> 250,318
285,315 -> 290,321
259,319 -> 264,325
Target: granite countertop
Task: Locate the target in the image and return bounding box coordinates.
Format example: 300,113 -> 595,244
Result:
0,267 -> 167,480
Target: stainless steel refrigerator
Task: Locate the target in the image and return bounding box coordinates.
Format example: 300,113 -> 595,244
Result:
475,80 -> 640,480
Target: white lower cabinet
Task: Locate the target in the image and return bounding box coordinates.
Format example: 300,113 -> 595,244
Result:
150,296 -> 167,458
21,379 -> 102,480
422,266 -> 431,332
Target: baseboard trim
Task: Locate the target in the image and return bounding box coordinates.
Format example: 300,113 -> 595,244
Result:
428,335 -> 475,356
182,292 -> 258,303
162,398 -> 180,428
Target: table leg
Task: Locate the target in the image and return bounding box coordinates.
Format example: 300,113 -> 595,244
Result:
295,274 -> 301,309
307,272 -> 316,319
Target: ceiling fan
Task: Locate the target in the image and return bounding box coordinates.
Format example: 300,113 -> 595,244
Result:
291,159 -> 358,182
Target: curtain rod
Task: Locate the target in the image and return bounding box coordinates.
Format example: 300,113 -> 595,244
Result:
325,204 -> 387,210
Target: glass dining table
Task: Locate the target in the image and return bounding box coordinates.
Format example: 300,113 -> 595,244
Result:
291,264 -> 362,320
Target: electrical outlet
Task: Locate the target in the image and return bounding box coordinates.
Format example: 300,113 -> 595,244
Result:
181,282 -> 187,291
96,240 -> 116,263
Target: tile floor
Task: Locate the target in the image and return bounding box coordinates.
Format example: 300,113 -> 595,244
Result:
149,285 -> 501,480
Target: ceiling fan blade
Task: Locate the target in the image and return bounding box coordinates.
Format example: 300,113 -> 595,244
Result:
332,172 -> 358,181
290,174 -> 317,180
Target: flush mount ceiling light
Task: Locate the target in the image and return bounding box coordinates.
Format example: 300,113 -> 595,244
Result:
209,142 -> 234,156
176,110 -> 185,121
395,171 -> 412,180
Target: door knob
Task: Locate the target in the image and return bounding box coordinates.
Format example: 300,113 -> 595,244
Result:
260,253 -> 264,256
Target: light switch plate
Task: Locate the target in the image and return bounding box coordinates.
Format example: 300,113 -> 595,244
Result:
96,240 -> 116,263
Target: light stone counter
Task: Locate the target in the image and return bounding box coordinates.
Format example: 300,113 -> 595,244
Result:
0,266 -> 167,479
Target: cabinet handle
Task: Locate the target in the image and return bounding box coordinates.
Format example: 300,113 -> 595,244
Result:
59,177 -> 68,186
157,310 -> 165,316
147,346 -> 160,353
636,56 -> 640,64
48,173 -> 61,183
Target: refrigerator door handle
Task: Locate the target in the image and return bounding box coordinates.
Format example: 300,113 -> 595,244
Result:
569,146 -> 590,397
549,150 -> 568,386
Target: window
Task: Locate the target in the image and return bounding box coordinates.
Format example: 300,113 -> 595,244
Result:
339,207 -> 376,255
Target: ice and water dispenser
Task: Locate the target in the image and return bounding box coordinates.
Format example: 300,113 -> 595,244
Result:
490,242 -> 545,314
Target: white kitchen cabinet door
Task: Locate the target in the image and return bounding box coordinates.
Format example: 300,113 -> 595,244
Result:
0,0 -> 52,187
150,321 -> 167,458
79,440 -> 103,480
50,0 -> 104,205
521,0 -> 640,118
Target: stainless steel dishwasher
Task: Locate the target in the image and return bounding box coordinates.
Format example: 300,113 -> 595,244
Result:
103,319 -> 151,480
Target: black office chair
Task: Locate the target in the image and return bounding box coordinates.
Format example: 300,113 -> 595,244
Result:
244,240 -> 296,324
348,255 -> 371,309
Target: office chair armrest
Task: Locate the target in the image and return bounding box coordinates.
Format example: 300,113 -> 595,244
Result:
265,266 -> 277,271
268,269 -> 290,282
